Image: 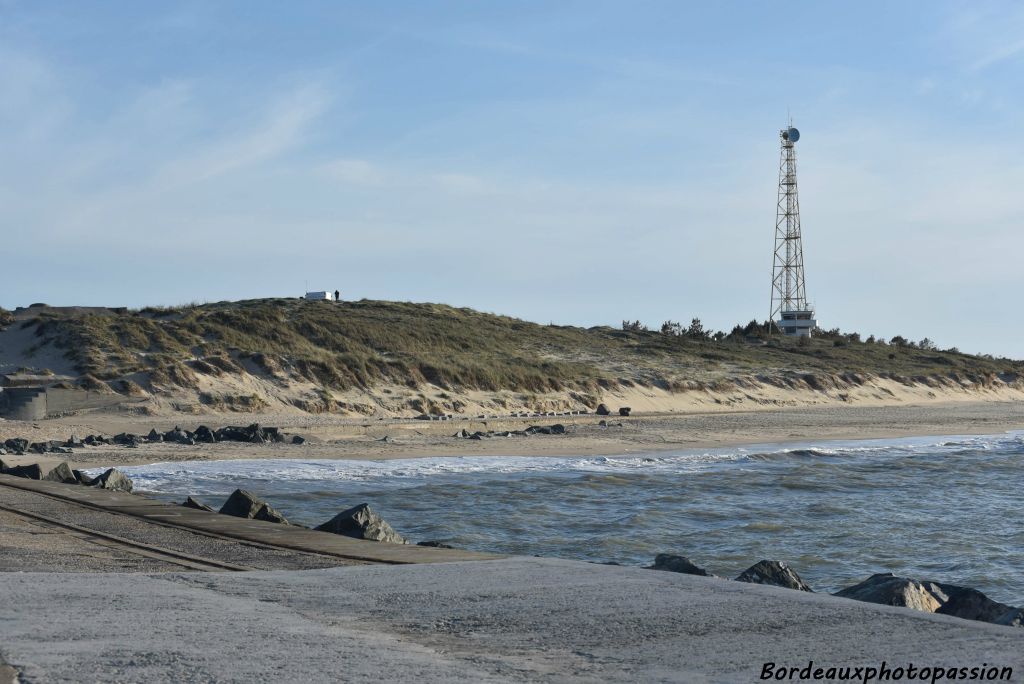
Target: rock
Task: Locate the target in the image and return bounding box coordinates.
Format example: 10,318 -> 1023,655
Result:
181,496 -> 215,512
595,403 -> 610,416
65,434 -> 83,448
932,582 -> 1016,623
549,424 -> 566,434
92,468 -> 134,492
214,424 -> 269,444
417,540 -> 455,549
618,407 -> 632,416
0,457 -> 7,471
146,428 -> 163,443
736,560 -> 812,592
214,426 -> 247,442
28,442 -> 48,454
219,489 -> 289,524
112,432 -> 141,446
996,607 -> 1024,627
314,503 -> 406,544
4,438 -> 29,453
193,425 -> 217,443
43,462 -> 78,484
4,463 -> 43,479
253,504 -> 289,524
453,429 -> 469,438
291,435 -> 305,445
834,573 -> 942,612
648,554 -> 713,577
73,469 -> 96,485
263,427 -> 284,443
164,427 -> 194,445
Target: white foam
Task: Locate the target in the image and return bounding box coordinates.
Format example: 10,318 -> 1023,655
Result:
92,429 -> 1024,494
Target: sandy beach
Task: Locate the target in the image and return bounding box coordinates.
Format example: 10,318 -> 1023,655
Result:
2,400 -> 1023,469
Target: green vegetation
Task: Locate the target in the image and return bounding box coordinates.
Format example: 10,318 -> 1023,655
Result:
16,298 -> 1023,397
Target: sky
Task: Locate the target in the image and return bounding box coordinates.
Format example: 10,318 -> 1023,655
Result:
1,1 -> 1023,356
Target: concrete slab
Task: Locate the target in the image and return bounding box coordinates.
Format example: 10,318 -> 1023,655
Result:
1,558 -> 1021,683
0,474 -> 502,564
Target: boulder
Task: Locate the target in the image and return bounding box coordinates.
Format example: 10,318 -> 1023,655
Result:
65,435 -> 83,448
193,425 -> 217,443
4,463 -> 43,480
736,560 -> 812,592
648,553 -> 713,577
253,503 -> 289,524
4,437 -> 29,453
417,540 -> 454,549
932,583 -> 1016,623
595,403 -> 611,416
164,427 -> 194,445
996,607 -> 1024,627
28,442 -> 48,454
219,489 -> 289,524
549,423 -> 566,435
91,468 -> 134,493
181,496 -> 215,512
314,503 -> 406,544
146,428 -> 163,443
834,573 -> 942,612
73,469 -> 96,485
291,435 -> 305,445
246,423 -> 268,443
618,407 -> 632,416
214,424 -> 268,443
43,462 -> 78,484
112,432 -> 141,446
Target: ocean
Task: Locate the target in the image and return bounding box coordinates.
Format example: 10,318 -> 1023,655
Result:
107,431 -> 1024,603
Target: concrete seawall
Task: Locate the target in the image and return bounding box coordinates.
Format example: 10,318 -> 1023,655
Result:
1,558 -> 1021,682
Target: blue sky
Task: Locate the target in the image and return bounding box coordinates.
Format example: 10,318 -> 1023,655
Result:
2,1 -> 1024,356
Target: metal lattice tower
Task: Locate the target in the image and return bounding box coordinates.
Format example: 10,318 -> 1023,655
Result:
769,124 -> 816,337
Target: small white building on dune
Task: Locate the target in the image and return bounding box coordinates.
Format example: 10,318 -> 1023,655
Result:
304,291 -> 340,301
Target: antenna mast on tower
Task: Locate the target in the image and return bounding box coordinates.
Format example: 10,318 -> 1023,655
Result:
770,123 -> 816,336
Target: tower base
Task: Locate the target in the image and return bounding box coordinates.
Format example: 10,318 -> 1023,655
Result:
775,309 -> 816,337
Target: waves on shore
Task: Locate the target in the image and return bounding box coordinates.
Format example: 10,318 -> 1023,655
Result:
112,431 -> 1024,603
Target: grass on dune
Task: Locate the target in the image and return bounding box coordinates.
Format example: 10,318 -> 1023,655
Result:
14,298 -> 1024,396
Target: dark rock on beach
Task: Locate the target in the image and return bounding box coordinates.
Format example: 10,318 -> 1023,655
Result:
193,425 -> 217,443
315,503 -> 406,544
4,438 -> 29,453
182,496 -> 215,512
219,489 -> 289,524
73,469 -> 95,485
146,428 -> 163,443
91,468 -> 134,492
595,403 -> 610,416
3,463 -> 43,480
997,607 -> 1024,627
934,583 -> 1016,623
834,573 -> 943,612
736,560 -> 812,592
648,554 -> 713,577
43,462 -> 78,484
618,407 -> 631,416
835,573 -> 1022,626
417,540 -> 455,549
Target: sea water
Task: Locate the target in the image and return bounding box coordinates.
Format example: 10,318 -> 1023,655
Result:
109,431 -> 1024,603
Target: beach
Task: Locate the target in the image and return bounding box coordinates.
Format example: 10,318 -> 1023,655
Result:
3,400 -> 1023,470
